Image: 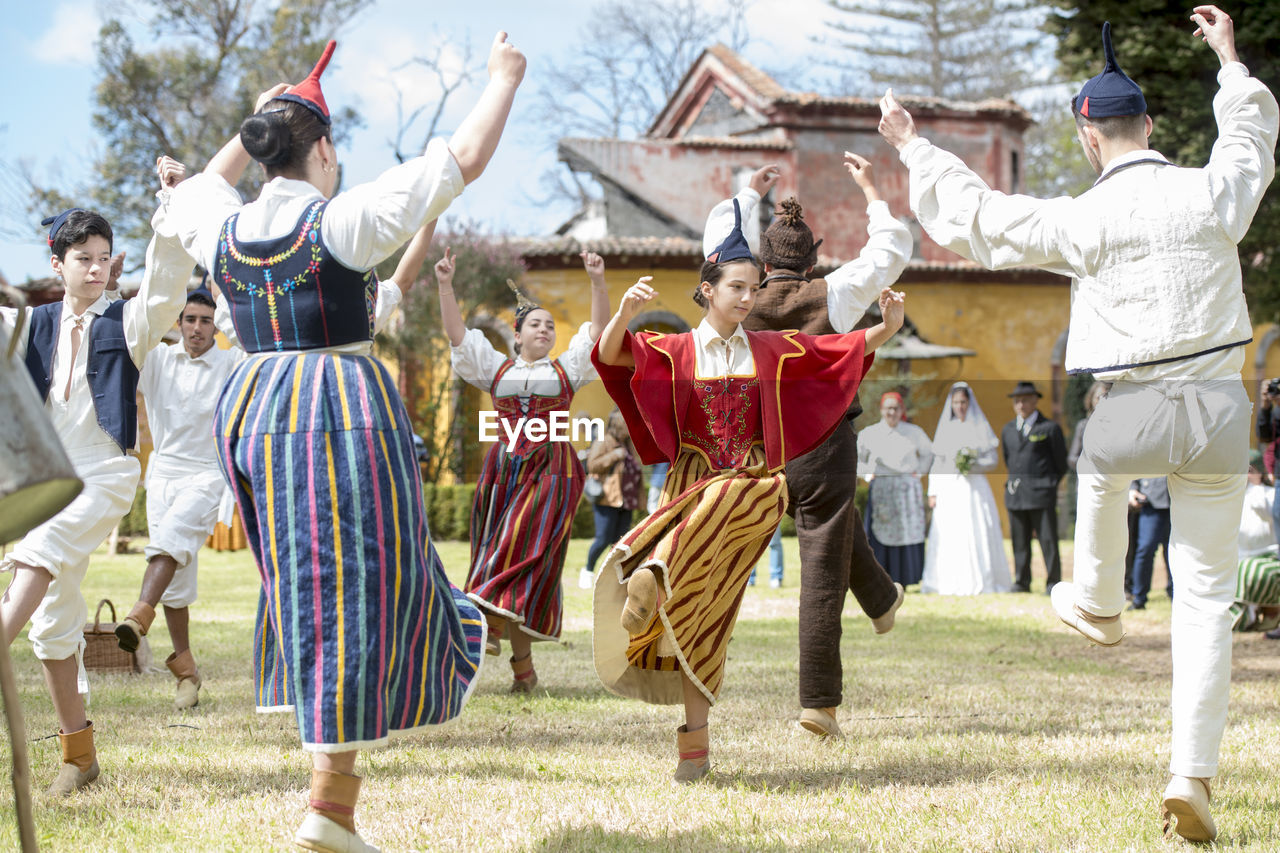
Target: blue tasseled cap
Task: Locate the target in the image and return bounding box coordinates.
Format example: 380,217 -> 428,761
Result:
706,199 -> 754,264
41,208 -> 86,248
1071,22 -> 1147,119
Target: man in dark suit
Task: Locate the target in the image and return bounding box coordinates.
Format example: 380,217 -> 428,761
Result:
1001,381 -> 1068,593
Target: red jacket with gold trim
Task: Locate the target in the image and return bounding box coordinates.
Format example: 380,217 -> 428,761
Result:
591,328 -> 872,473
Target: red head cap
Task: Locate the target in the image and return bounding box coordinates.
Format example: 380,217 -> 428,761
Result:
277,40 -> 337,126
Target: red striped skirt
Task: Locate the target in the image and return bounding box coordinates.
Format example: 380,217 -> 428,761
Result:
464,440 -> 584,641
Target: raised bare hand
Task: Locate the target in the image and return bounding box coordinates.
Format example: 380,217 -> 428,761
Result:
618,277 -> 655,321
878,89 -> 919,152
1190,6 -> 1239,64
748,164 -> 780,197
878,286 -> 905,332
155,155 -> 187,190
255,83 -> 290,114
488,31 -> 527,87
581,251 -> 605,281
434,247 -> 456,289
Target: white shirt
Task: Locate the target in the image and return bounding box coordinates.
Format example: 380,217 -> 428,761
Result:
900,62 -> 1277,381
692,319 -> 754,378
703,191 -> 913,333
1,200 -> 194,458
451,322 -> 598,397
139,342 -> 243,475
1238,481 -> 1277,558
170,137 -> 463,355
858,420 -> 933,478
1016,411 -> 1039,436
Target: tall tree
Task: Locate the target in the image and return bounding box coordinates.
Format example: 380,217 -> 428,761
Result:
25,0 -> 369,261
820,0 -> 1049,101
1046,2 -> 1280,321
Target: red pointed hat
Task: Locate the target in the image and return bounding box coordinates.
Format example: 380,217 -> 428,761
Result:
277,40 -> 336,126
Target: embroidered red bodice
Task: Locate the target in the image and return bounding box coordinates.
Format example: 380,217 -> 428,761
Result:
490,358 -> 575,456
680,375 -> 763,470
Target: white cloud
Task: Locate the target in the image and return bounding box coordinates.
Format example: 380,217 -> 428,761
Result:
30,0 -> 101,66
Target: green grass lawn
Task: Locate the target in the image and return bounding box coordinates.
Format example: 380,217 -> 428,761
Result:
1,536 -> 1278,851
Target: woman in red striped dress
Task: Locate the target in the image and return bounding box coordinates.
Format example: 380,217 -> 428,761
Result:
438,249 -> 610,691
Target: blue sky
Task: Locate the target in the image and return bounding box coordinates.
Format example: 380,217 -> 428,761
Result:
0,1 -> 836,283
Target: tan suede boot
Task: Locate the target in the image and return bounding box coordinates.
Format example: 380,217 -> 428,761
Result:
48,722 -> 100,796
295,769 -> 379,852
510,653 -> 538,694
674,724 -> 710,783
799,707 -> 843,739
166,649 -> 202,710
621,567 -> 660,634
115,601 -> 156,653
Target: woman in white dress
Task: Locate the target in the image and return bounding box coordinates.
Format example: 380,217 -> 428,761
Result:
858,391 -> 933,585
921,382 -> 1010,594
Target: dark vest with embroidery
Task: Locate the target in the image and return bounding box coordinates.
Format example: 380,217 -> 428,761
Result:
216,200 -> 378,353
24,300 -> 139,452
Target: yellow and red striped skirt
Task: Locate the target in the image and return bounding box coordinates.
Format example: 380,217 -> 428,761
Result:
592,445 -> 786,705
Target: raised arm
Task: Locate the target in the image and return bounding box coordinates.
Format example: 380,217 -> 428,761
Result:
448,32 -> 526,184
124,155 -> 199,366
389,219 -> 438,298
701,164 -> 778,257
434,247 -> 467,347
826,152 -> 914,331
581,251 -> 611,341
1193,6 -> 1280,243
202,84 -> 291,187
597,277 -> 654,368
879,89 -> 1077,276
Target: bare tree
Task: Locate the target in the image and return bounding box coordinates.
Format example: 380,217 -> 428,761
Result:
388,39 -> 480,164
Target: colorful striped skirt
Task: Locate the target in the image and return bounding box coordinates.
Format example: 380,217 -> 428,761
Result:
216,352 -> 485,752
592,445 -> 786,705
1230,553 -> 1280,630
464,440 -> 583,641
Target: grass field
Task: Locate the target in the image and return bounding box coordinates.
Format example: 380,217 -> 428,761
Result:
1,536 -> 1278,852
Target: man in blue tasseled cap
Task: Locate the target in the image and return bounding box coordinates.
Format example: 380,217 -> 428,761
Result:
877,5 -> 1277,843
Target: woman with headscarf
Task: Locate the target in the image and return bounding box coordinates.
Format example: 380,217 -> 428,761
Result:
921,382 -> 1010,594
858,391 -> 933,585
169,35 -> 524,852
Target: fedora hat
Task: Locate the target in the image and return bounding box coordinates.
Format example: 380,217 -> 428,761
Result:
1008,381 -> 1042,398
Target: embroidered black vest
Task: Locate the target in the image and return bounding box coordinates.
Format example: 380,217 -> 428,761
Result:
216,200 -> 378,353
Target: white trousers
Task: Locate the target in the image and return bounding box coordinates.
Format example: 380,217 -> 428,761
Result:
144,467 -> 224,608
2,452 -> 140,661
1076,379 -> 1248,778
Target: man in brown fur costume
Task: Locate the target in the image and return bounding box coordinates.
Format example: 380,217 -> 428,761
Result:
702,155 -> 913,737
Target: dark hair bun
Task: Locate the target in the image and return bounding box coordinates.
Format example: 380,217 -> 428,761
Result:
240,111 -> 293,167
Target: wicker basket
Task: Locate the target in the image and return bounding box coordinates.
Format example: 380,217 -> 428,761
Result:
82,599 -> 140,675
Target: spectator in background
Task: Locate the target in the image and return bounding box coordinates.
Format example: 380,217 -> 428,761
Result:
581,410 -> 643,590
1255,382 -> 1280,546
1233,450 -> 1280,636
1128,477 -> 1172,610
858,391 -> 933,586
748,527 -> 785,588
647,461 -> 670,515
1000,381 -> 1068,594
